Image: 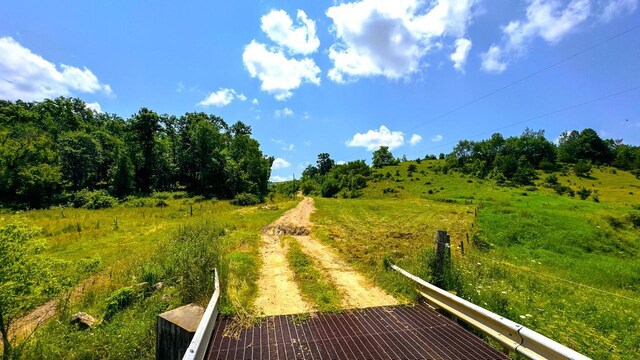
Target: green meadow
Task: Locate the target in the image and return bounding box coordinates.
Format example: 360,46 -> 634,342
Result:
310,160 -> 640,359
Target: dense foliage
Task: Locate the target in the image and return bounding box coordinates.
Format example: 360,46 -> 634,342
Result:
446,128 -> 640,185
300,153 -> 371,198
0,97 -> 273,208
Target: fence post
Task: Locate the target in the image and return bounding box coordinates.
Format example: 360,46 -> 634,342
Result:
460,240 -> 465,256
190,205 -> 193,217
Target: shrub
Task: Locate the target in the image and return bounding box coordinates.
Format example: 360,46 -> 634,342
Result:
577,187 -> 592,200
321,179 -> 341,198
104,287 -> 136,320
300,180 -> 318,196
72,189 -> 117,209
382,187 -> 399,194
231,193 -> 261,206
155,199 -> 169,207
545,174 -> 559,186
573,161 -> 592,177
122,197 -> 154,208
628,211 -> 640,229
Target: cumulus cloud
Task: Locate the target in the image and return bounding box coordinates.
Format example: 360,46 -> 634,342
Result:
325,0 -> 478,82
431,134 -> 444,142
450,38 -> 472,72
252,98 -> 259,105
243,40 -> 320,100
601,0 -> 638,22
275,107 -> 294,118
272,158 -> 292,170
481,45 -> 508,73
198,88 -> 247,107
85,102 -> 102,113
482,0 -> 591,73
0,37 -> 112,101
409,134 -> 423,146
270,175 -> 293,182
347,125 -> 405,151
261,10 -> 320,55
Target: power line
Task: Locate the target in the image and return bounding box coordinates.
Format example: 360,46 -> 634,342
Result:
403,85 -> 640,158
344,22 -> 640,160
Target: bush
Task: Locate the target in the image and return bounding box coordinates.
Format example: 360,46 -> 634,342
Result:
573,161 -> 592,177
231,193 -> 261,206
72,189 -> 117,209
104,287 -> 136,320
628,211 -> 640,229
122,197 -> 154,208
545,174 -> 559,186
300,180 -> 318,196
155,199 -> 169,207
382,187 -> 399,194
577,187 -> 592,200
321,179 -> 341,198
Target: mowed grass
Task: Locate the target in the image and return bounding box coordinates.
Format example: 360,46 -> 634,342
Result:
286,236 -> 342,312
6,195 -> 301,359
311,160 -> 640,359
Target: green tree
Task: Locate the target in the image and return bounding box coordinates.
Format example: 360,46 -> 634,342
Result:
129,108 -> 160,194
58,131 -> 102,191
316,153 -> 335,175
372,146 -> 396,168
0,222 -> 59,359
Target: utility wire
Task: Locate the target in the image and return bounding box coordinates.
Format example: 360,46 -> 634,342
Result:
403,85 -> 640,158
344,22 -> 640,160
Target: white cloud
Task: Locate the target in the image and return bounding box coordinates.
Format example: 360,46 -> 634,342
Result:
602,0 -> 638,22
409,134 -> 423,146
482,0 -> 590,73
337,160 -> 347,165
85,102 -> 102,113
450,38 -> 472,72
325,0 -> 478,82
0,37 -> 113,101
347,125 -> 405,151
198,88 -> 246,107
431,134 -> 444,142
261,10 -> 320,55
270,175 -> 293,182
481,45 -> 508,73
275,107 -> 294,118
272,158 -> 292,170
252,98 -> 259,105
177,82 -> 185,93
243,40 -> 320,100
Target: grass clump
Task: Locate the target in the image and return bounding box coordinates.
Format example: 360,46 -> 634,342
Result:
286,237 -> 341,312
231,192 -> 261,206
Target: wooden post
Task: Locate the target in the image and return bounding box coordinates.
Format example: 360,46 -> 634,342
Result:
156,304 -> 204,360
190,205 -> 193,217
466,233 -> 469,244
460,240 -> 464,255
434,230 -> 450,288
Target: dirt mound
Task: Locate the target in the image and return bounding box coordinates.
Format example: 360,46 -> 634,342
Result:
265,225 -> 310,236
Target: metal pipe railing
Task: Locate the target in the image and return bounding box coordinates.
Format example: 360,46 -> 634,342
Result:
390,264 -> 590,360
182,269 -> 220,360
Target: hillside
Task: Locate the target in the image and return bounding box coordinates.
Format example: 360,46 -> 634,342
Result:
308,159 -> 639,358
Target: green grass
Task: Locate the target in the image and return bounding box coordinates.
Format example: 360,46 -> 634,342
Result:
9,195 -> 300,359
286,236 -> 341,312
311,160 -> 640,359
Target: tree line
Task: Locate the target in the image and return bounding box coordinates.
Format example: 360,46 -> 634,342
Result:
0,97 -> 273,208
447,128 -> 640,185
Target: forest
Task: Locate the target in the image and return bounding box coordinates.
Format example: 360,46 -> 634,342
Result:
0,97 -> 273,209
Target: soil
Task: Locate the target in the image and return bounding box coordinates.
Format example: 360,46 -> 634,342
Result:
254,197 -> 397,315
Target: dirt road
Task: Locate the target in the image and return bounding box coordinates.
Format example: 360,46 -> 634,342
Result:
254,197 -> 396,315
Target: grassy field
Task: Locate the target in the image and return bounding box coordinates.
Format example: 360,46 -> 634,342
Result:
311,160 -> 640,359
2,195 -> 300,359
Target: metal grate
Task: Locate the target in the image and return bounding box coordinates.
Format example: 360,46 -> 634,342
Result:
206,303 -> 509,359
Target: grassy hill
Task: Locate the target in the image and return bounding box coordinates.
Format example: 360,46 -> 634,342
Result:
311,160 -> 639,359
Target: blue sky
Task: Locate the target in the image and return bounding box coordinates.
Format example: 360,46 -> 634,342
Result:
1,0 -> 639,181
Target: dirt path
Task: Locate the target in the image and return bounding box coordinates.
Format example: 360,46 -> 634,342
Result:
254,201 -> 312,316
254,197 -> 396,315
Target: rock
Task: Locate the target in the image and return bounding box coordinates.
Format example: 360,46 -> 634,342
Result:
260,205 -> 278,210
136,282 -> 149,288
153,282 -> 164,291
70,312 -> 95,329
162,294 -> 171,301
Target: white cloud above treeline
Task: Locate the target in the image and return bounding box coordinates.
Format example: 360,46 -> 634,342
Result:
198,88 -> 247,107
272,158 -> 291,170
85,102 -> 102,113
243,9 -> 321,100
347,125 -> 422,151
480,0 -> 638,73
261,10 -> 320,55
0,37 -> 112,101
325,0 -> 478,82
